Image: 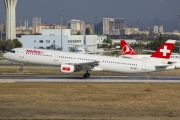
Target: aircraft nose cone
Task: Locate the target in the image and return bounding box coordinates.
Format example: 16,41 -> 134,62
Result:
3,53 -> 8,59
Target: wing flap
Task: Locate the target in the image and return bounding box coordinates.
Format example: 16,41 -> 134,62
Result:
62,61 -> 100,71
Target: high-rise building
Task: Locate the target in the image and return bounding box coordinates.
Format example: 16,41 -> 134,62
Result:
94,18 -> 126,35
103,18 -> 126,35
159,25 -> 164,33
68,19 -> 84,35
154,25 -> 158,33
32,16 -> 41,34
4,0 -> 17,40
32,16 -> 41,27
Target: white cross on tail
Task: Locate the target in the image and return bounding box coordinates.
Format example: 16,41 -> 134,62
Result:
160,46 -> 170,56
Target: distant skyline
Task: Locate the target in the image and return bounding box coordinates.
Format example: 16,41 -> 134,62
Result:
0,0 -> 180,25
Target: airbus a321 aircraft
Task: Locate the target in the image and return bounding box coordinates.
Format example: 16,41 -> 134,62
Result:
120,40 -> 180,64
3,39 -> 179,78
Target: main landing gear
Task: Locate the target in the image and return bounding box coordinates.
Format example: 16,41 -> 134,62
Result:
19,63 -> 24,72
83,71 -> 90,79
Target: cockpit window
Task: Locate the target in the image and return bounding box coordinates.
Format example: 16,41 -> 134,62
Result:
9,50 -> 15,53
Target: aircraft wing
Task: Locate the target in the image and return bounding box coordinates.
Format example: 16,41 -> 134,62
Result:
68,44 -> 96,47
62,61 -> 100,71
64,61 -> 99,66
87,50 -> 122,54
142,50 -> 155,53
119,55 -> 133,58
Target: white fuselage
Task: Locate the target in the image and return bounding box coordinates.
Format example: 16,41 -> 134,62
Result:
3,48 -> 176,74
120,54 -> 180,63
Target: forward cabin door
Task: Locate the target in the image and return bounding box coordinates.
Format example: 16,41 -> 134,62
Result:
19,50 -> 24,58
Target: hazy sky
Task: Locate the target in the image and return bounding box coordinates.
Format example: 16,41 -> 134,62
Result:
0,0 -> 180,24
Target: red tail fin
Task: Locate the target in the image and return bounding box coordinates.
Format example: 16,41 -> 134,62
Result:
120,40 -> 137,55
150,40 -> 176,59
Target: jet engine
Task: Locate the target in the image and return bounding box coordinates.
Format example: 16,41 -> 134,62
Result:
173,63 -> 180,69
60,64 -> 75,73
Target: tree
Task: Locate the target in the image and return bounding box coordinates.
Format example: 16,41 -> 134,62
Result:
76,31 -> 81,35
33,33 -> 42,35
173,42 -> 179,53
0,40 -> 6,52
5,40 -> 15,52
13,39 -> 22,48
0,39 -> 21,52
101,44 -> 108,48
85,27 -> 91,35
103,38 -> 112,45
69,47 -> 75,52
140,33 -> 149,40
145,34 -> 168,50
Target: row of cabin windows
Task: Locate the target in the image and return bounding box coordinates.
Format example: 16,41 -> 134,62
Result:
59,56 -> 94,61
26,53 -> 94,61
26,53 -> 52,57
26,53 -> 137,66
103,60 -> 137,66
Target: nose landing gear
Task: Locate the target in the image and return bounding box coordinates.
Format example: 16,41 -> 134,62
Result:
19,63 -> 24,72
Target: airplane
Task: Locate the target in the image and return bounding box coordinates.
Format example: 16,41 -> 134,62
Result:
3,39 -> 180,79
71,27 -> 120,54
120,40 -> 180,63
69,26 -> 96,54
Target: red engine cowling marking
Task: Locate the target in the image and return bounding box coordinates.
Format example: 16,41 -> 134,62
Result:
62,67 -> 70,71
61,64 -> 75,73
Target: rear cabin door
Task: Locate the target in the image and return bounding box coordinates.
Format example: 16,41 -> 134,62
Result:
142,61 -> 147,71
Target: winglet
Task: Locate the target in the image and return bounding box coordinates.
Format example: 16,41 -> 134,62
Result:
150,39 -> 176,59
120,40 -> 137,55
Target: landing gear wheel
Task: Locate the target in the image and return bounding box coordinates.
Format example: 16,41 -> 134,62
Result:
19,63 -> 24,72
19,68 -> 23,72
83,73 -> 90,79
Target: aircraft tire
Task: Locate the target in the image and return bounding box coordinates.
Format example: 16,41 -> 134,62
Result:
83,73 -> 90,79
19,68 -> 23,72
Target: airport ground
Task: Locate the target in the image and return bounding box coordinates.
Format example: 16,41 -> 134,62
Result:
0,83 -> 180,120
1,65 -> 180,76
0,62 -> 180,119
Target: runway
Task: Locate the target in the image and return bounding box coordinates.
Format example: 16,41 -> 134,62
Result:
0,75 -> 180,83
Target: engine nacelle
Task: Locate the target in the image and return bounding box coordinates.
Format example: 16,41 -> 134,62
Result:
60,64 -> 75,73
173,63 -> 180,69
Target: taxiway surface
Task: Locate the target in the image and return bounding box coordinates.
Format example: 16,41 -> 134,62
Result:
0,75 -> 180,83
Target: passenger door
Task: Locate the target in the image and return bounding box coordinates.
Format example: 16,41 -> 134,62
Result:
19,50 -> 24,58
54,53 -> 58,61
142,61 -> 147,71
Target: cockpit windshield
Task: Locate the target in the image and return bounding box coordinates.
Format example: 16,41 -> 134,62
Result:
9,50 -> 15,53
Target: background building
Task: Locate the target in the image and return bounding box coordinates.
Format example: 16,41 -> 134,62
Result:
159,25 -> 164,33
97,35 -> 107,44
94,18 -> 126,35
19,29 -> 97,52
154,25 -> 159,33
68,19 -> 85,35
124,28 -> 139,35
